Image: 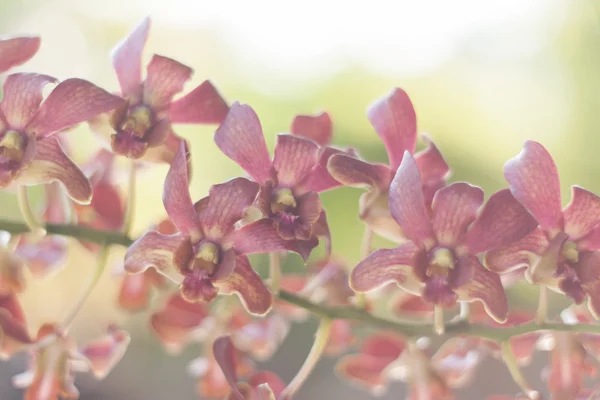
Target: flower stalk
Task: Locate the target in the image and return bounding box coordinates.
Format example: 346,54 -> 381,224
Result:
269,251 -> 282,295
122,159 -> 137,236
535,285 -> 548,326
501,341 -> 539,399
17,185 -> 46,236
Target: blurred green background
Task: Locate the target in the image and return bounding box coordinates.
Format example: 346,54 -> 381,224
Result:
1,0 -> 600,398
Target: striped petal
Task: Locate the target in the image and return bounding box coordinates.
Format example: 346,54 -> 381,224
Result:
0,73 -> 57,130
272,134 -> 319,188
111,16 -> 150,97
169,80 -> 229,124
0,36 -> 40,73
563,186 -> 600,241
290,112 -> 332,146
484,228 -> 549,273
143,55 -> 192,110
327,153 -> 392,190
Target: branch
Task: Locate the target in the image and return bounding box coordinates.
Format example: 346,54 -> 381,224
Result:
2,219 -> 600,341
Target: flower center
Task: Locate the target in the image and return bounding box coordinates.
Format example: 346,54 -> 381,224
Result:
426,247 -> 455,277
0,130 -> 26,163
271,188 -> 297,214
191,241 -> 220,275
121,106 -> 153,138
561,240 -> 579,263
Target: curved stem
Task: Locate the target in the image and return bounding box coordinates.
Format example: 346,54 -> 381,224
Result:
269,252 -> 282,295
280,318 -> 332,399
61,244 -> 111,330
354,225 -> 373,309
501,342 -> 539,399
433,306 -> 445,335
2,220 -> 600,342
17,185 -> 46,236
122,160 -> 137,236
535,285 -> 548,326
459,302 -> 470,322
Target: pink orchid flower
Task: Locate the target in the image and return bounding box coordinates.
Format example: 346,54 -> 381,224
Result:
13,323 -> 130,399
486,141 -> 600,317
350,152 -> 537,322
213,336 -> 286,400
0,293 -> 32,359
0,36 -> 40,73
90,17 -> 229,163
0,243 -> 26,295
125,142 -> 288,314
0,73 -> 125,202
327,88 -> 450,242
215,102 -> 338,257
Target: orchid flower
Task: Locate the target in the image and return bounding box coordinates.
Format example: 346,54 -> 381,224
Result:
89,17 -> 229,163
0,36 -> 40,74
350,152 -> 538,328
0,73 -> 125,201
215,102 -> 338,258
0,293 -> 32,359
486,141 -> 600,318
125,142 -> 288,314
13,324 -> 130,399
328,88 -> 450,242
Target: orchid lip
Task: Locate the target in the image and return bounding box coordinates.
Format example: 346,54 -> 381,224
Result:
121,105 -> 154,138
561,240 -> 579,263
0,130 -> 26,165
189,241 -> 221,275
426,247 -> 455,277
272,187 -> 297,212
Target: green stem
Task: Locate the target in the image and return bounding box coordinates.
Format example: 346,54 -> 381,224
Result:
122,160 -> 137,236
535,285 -> 548,326
17,186 -> 46,236
1,220 -> 600,342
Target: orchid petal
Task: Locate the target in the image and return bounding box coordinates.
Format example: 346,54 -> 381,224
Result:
117,269 -> 165,312
350,243 -> 419,293
214,102 -> 273,184
367,88 -> 417,170
14,235 -> 68,279
504,141 -> 563,233
291,112 -> 332,146
464,188 -> 538,255
389,291 -> 434,320
414,135 -> 450,188
124,231 -> 193,282
272,134 -> 319,188
217,255 -> 273,315
327,153 -> 392,190
17,137 -> 92,203
233,219 -> 318,261
484,227 -> 549,273
163,141 -> 202,239
198,178 -> 259,241
431,182 -> 484,247
0,294 -> 32,358
143,55 -> 192,109
0,36 -> 40,73
27,79 -> 124,138
0,73 -> 57,130
297,147 -> 354,194
0,246 -> 26,294
213,336 -> 243,398
168,80 -> 229,124
389,152 -> 434,246
79,326 -> 130,379
111,16 -> 150,97
150,293 -> 210,353
432,337 -> 482,386
455,257 -> 508,322
563,186 -> 600,241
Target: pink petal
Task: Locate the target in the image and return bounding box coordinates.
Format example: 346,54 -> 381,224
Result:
14,235 -> 68,279
213,336 -> 243,397
217,255 -> 273,315
233,219 -> 318,261
389,152 -> 434,246
0,36 -> 40,73
367,88 -> 417,170
198,178 -> 259,241
124,231 -> 193,281
327,153 -> 392,190
563,186 -> 600,241
214,102 -> 273,184
0,73 -> 57,130
430,182 -> 484,247
455,257 -> 508,322
272,134 -> 319,188
0,247 -> 26,294
463,188 -> 538,255
28,79 -> 125,138
111,16 -> 151,97
504,141 -> 563,233
143,55 -> 192,110
389,291 -> 434,320
350,243 -> 419,293
163,141 -> 202,240
79,326 -> 130,379
432,337 -> 482,386
0,294 -> 32,358
484,227 -> 549,273
248,371 -> 286,399
169,80 -> 229,124
414,135 -> 450,188
290,112 -> 332,146
296,147 -> 355,194
17,137 -> 92,203
118,269 -> 165,312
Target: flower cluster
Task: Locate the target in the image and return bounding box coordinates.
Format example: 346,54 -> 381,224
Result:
2,16 -> 600,400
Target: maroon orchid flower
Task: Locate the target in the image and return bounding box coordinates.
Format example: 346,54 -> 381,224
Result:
90,17 -> 229,163
350,152 -> 537,322
328,88 -> 450,242
213,336 -> 286,400
215,102 -> 337,257
0,36 -> 40,74
486,141 -> 600,317
0,293 -> 32,359
13,323 -> 129,399
0,73 -> 125,201
125,142 -> 278,314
